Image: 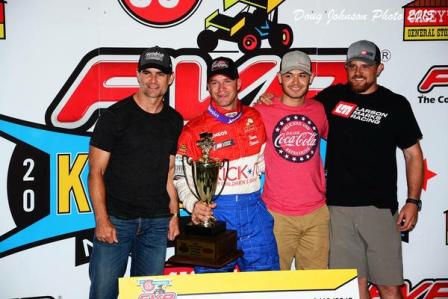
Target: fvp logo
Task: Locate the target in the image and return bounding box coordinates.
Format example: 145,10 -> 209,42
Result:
119,0 -> 202,27
45,47 -> 347,130
418,65 -> 448,93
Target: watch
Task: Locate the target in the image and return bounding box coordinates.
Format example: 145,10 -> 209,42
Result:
406,198 -> 422,211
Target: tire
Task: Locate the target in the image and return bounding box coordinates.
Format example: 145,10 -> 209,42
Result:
238,30 -> 261,53
197,30 -> 218,52
268,24 -> 294,51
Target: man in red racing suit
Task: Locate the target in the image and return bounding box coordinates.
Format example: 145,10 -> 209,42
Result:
174,56 -> 279,273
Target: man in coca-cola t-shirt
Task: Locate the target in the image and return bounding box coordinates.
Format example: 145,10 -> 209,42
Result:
258,41 -> 424,299
256,50 -> 330,271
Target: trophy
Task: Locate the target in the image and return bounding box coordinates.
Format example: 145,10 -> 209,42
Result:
168,132 -> 243,268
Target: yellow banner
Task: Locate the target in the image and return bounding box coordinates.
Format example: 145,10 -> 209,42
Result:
0,24 -> 4,39
119,269 -> 358,298
404,26 -> 448,40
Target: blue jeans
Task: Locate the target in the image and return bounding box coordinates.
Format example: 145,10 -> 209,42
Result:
89,216 -> 169,299
195,192 -> 280,273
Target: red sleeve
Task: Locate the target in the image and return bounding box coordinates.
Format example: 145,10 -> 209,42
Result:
177,125 -> 202,160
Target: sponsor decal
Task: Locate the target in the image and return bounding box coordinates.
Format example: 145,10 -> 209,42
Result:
197,0 -> 293,53
212,130 -> 228,138
332,101 -> 357,118
137,279 -> 177,299
273,114 -> 319,163
118,0 -> 202,28
0,0 -> 6,39
402,0 -> 448,41
244,117 -> 257,134
332,101 -> 388,125
214,139 -> 234,150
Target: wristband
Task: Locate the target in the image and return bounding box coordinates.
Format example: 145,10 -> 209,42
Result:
406,198 -> 422,211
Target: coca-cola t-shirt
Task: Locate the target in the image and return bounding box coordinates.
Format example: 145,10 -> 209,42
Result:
315,84 -> 422,212
256,97 -> 328,216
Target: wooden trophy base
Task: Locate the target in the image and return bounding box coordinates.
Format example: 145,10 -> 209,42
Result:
168,229 -> 242,268
184,220 -> 226,236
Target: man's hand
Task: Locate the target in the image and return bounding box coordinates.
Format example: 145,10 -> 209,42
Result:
397,203 -> 418,231
256,92 -> 275,105
191,201 -> 217,225
95,218 -> 118,244
168,215 -> 180,241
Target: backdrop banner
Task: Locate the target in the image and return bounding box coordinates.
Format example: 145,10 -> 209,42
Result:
0,1 -> 447,298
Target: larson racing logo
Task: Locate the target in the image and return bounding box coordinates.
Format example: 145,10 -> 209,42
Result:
332,101 -> 388,125
0,47 -> 347,264
119,0 -> 202,28
273,114 -> 319,163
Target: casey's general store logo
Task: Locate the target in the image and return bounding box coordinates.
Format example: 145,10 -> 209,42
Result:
402,0 -> 448,41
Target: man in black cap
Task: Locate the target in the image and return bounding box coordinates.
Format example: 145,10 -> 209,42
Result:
88,46 -> 183,299
259,40 -> 423,299
174,56 -> 280,273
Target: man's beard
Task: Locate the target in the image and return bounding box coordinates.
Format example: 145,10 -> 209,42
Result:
348,77 -> 373,93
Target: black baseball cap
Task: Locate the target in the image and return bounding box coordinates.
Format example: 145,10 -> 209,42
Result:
138,46 -> 172,74
207,57 -> 239,81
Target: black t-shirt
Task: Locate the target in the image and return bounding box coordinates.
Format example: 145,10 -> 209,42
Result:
315,84 -> 422,211
90,96 -> 183,219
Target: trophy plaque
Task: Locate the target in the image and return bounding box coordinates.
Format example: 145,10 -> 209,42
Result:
168,132 -> 243,268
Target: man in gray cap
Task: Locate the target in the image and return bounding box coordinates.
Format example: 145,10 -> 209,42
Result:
315,40 -> 423,299
259,40 -> 424,299
255,50 -> 330,271
88,46 -> 183,299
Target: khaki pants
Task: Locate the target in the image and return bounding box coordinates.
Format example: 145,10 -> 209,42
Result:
270,205 -> 329,270
329,206 -> 403,285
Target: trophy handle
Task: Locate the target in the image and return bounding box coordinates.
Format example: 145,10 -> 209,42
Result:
181,155 -> 200,201
214,159 -> 229,198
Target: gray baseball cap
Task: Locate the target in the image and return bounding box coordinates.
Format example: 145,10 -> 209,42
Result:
138,46 -> 172,74
346,40 -> 381,65
280,50 -> 312,75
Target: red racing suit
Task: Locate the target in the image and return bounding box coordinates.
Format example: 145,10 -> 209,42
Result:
174,100 -> 279,272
